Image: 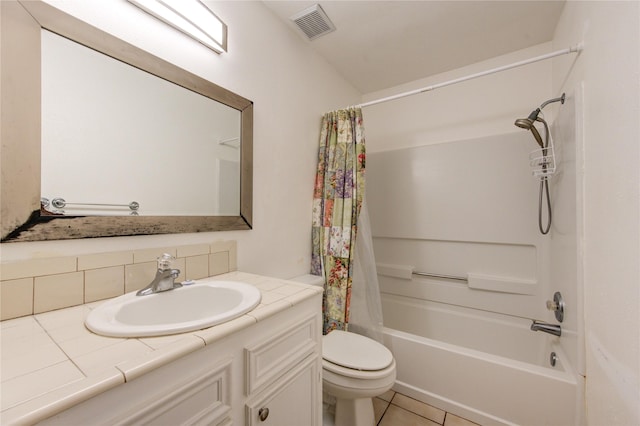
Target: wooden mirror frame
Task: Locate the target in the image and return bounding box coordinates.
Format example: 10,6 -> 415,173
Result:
1,1 -> 253,242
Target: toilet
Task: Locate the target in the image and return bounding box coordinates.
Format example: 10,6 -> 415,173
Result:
292,274 -> 396,426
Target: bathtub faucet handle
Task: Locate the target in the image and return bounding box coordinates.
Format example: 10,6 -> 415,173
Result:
545,291 -> 564,322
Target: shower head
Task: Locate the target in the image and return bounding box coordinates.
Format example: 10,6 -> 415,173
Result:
514,93 -> 565,148
514,109 -> 544,148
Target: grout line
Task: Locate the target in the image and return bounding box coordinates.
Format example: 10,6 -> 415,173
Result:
33,315 -> 89,379
376,398 -> 392,426
379,391 -> 478,426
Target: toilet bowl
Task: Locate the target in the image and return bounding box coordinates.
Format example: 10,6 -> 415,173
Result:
291,274 -> 397,426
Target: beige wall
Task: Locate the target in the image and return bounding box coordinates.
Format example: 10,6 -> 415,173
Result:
552,2 -> 640,424
1,1 -> 361,280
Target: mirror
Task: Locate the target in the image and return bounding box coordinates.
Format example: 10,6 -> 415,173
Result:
41,30 -> 241,217
1,1 -> 253,242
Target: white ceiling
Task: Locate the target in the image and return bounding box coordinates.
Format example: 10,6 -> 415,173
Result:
262,1 -> 566,93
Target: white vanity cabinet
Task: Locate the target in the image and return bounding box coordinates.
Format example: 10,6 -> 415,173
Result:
39,295 -> 322,426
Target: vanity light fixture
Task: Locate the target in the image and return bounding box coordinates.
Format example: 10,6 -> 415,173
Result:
128,0 -> 227,53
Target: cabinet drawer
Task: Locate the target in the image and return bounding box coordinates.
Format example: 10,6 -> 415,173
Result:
245,314 -> 318,395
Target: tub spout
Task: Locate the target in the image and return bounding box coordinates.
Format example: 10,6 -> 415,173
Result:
530,320 -> 561,337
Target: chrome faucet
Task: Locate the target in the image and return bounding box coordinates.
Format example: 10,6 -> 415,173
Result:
530,320 -> 561,337
136,253 -> 182,296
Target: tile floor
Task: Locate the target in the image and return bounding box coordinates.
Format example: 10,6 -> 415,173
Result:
373,390 -> 480,426
323,390 -> 481,426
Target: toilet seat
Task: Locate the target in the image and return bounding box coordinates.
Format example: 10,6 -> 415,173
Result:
323,330 -> 393,371
323,357 -> 396,380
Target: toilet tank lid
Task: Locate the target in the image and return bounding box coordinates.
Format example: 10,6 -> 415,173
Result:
290,274 -> 324,286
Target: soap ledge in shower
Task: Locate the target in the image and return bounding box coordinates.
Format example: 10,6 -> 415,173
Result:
376,263 -> 414,280
467,273 -> 537,295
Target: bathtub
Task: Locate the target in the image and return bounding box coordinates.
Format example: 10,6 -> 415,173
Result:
382,294 -> 583,426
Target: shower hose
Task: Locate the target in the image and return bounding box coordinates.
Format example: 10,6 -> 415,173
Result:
539,178 -> 552,235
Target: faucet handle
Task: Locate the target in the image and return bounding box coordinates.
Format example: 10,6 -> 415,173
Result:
546,300 -> 559,310
546,291 -> 564,322
157,253 -> 175,271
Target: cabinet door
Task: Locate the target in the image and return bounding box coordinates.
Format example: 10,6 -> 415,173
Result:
245,355 -> 319,426
40,359 -> 233,426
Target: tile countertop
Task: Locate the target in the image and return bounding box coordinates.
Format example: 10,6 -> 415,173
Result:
0,272 -> 323,425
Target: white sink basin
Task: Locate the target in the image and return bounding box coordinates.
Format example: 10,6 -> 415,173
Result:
85,280 -> 261,337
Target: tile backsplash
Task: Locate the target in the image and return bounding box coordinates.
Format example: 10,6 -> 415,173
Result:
0,241 -> 237,321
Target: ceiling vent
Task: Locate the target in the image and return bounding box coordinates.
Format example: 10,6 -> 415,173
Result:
290,4 -> 336,41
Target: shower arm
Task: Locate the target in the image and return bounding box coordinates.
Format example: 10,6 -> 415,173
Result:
537,94 -> 562,153
540,93 -> 565,110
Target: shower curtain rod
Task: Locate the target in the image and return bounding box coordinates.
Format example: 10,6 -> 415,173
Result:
355,45 -> 582,109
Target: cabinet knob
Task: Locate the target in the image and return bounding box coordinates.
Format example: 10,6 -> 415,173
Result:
258,407 -> 269,421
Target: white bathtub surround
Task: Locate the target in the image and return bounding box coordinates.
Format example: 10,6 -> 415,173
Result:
366,128 -> 582,423
0,272 -> 323,424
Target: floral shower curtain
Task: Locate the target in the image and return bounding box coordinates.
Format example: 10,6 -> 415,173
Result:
311,107 -> 366,334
